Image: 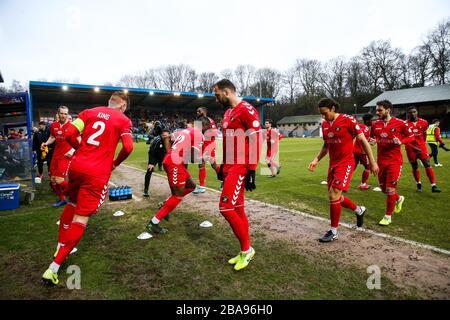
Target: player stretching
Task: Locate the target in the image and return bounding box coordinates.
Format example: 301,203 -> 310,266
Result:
192,107 -> 218,194
213,79 -> 262,270
371,100 -> 414,226
264,119 -> 283,178
41,106 -> 75,207
42,92 -> 133,286
353,114 -> 374,190
309,98 -> 378,242
406,107 -> 441,193
146,117 -> 212,233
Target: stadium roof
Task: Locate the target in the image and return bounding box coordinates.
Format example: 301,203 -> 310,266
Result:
363,84 -> 450,108
277,115 -> 322,125
29,81 -> 274,111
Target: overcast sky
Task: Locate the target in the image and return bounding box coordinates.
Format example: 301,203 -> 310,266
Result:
1,0 -> 449,88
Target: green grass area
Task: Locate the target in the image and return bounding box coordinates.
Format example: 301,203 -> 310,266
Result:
0,182 -> 418,299
126,138 -> 450,250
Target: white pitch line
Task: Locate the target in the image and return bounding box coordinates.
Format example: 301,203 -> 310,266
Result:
120,164 -> 450,256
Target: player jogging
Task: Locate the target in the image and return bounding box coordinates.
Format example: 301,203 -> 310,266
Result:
353,114 -> 374,190
264,119 -> 283,178
406,107 -> 441,193
309,98 -> 378,242
370,100 -> 414,226
42,91 -> 133,286
41,106 -> 75,207
213,79 -> 262,271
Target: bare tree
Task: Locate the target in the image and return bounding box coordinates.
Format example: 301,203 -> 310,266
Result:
319,57 -> 347,101
360,40 -> 406,92
116,74 -> 135,87
424,18 -> 450,85
234,64 -> 256,96
282,67 -> 299,104
197,72 -> 219,92
10,79 -> 24,92
250,68 -> 282,99
408,45 -> 431,87
295,59 -> 322,97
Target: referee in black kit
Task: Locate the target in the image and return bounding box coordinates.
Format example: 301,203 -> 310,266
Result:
143,128 -> 171,197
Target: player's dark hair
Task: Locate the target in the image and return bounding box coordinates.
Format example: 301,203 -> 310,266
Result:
38,121 -> 46,126
214,79 -> 236,92
407,106 -> 417,112
197,116 -> 211,131
376,100 -> 393,110
318,98 -> 340,111
362,113 -> 373,122
161,129 -> 170,134
198,106 -> 207,113
111,91 -> 131,111
265,119 -> 273,125
432,119 -> 439,124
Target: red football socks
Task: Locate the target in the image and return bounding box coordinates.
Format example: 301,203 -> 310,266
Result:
220,208 -> 250,252
425,167 -> 436,184
199,167 -> 206,187
155,195 -> 183,221
54,222 -> 86,265
330,199 -> 342,228
340,196 -> 357,211
58,204 -> 76,244
362,170 -> 370,184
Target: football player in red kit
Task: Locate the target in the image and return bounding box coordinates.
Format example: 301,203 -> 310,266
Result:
406,106 -> 441,193
214,79 -> 262,271
146,117 -> 212,233
264,119 -> 283,178
371,100 -> 415,226
309,98 -> 378,242
353,113 -> 374,190
193,107 -> 218,194
42,92 -> 133,286
41,106 -> 75,207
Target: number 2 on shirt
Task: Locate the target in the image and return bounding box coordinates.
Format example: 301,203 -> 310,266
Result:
87,121 -> 106,146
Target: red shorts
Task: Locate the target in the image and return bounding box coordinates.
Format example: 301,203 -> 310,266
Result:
378,164 -> 403,191
353,153 -> 369,169
219,171 -> 246,210
66,170 -> 109,216
163,159 -> 191,187
49,156 -> 71,178
202,141 -> 216,163
406,144 -> 429,163
327,162 -> 355,192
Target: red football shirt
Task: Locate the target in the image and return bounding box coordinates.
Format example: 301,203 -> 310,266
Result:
370,117 -> 414,166
322,114 -> 363,166
69,106 -> 132,179
203,117 -> 218,148
353,123 -> 370,154
265,127 -> 283,156
222,100 -> 262,174
50,121 -> 73,159
406,118 -> 428,147
166,127 -> 204,165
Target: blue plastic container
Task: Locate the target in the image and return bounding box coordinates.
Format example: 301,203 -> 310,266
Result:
0,183 -> 20,211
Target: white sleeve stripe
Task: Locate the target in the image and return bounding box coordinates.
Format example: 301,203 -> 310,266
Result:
121,132 -> 132,136
192,146 -> 201,151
